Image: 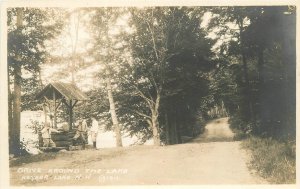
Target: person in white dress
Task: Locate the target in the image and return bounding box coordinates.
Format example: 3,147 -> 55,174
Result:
90,117 -> 99,148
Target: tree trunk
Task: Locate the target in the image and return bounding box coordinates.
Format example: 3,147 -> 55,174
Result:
176,109 -> 184,144
12,65 -> 22,155
164,112 -> 170,145
152,115 -> 160,146
222,101 -> 228,117
10,8 -> 23,155
38,69 -> 43,88
53,91 -> 57,128
43,103 -> 48,124
257,47 -> 265,85
151,91 -> 161,146
238,19 -> 254,121
8,69 -> 14,153
71,12 -> 80,85
257,47 -> 266,133
173,115 -> 178,144
106,76 -> 123,147
69,100 -> 73,130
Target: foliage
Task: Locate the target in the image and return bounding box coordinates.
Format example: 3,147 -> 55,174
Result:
10,6 -> 296,149
74,88 -> 112,128
7,8 -> 65,83
209,59 -> 239,116
71,7 -> 216,144
18,140 -> 31,156
242,136 -> 296,184
8,8 -> 65,155
207,6 -> 296,139
116,7 -> 215,144
26,120 -> 44,134
21,76 -> 42,111
8,7 -> 65,112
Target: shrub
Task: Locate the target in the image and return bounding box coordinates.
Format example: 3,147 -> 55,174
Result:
233,131 -> 248,141
26,120 -> 43,134
242,136 -> 296,184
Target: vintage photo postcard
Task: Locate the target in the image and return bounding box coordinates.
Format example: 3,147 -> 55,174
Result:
0,0 -> 299,188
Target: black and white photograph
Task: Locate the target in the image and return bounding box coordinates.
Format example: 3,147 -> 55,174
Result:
0,0 -> 298,187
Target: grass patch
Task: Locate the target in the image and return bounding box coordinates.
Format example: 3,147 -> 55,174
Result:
10,152 -> 58,167
241,136 -> 296,184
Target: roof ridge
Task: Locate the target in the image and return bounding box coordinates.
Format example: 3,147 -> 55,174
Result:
36,82 -> 89,101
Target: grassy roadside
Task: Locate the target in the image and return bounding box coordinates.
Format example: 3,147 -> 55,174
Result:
9,145 -> 147,168
241,136 -> 296,184
10,152 -> 59,167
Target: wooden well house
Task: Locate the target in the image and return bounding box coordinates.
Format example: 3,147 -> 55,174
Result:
36,82 -> 89,150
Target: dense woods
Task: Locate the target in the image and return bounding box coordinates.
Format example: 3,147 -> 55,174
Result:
7,6 -> 296,155
207,7 -> 296,140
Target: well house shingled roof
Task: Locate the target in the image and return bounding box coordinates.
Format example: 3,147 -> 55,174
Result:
36,82 -> 89,101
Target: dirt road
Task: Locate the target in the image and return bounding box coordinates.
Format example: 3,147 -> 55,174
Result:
10,117 -> 266,185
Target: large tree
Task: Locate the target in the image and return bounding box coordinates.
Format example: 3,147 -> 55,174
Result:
87,8 -> 125,147
7,8 -> 64,155
120,7 -> 214,145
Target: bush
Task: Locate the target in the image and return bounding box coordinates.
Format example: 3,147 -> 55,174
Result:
26,120 -> 43,134
229,115 -> 246,131
233,131 -> 248,141
229,115 -> 250,140
242,136 -> 296,184
18,140 -> 31,156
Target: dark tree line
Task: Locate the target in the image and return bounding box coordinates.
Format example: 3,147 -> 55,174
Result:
208,6 -> 296,139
